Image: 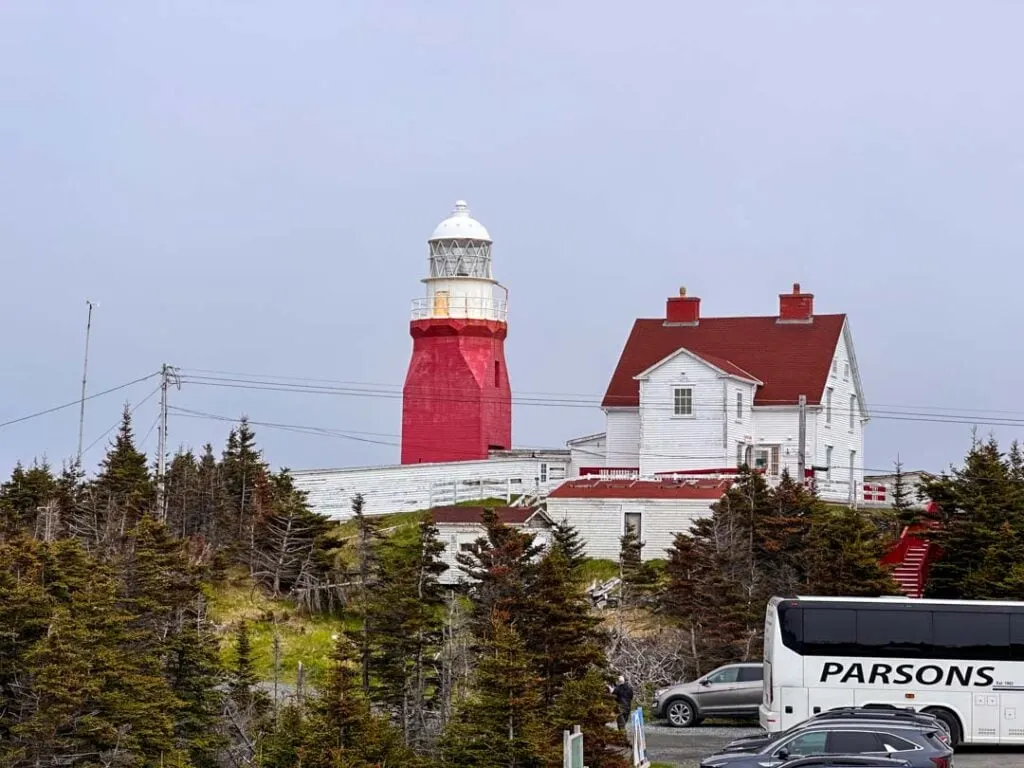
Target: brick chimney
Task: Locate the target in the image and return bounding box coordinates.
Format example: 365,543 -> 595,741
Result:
778,282 -> 814,323
666,286 -> 700,325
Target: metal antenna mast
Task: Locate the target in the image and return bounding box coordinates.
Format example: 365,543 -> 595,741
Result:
76,300 -> 98,467
156,363 -> 181,522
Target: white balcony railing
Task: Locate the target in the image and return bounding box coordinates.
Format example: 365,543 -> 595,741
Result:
411,295 -> 508,322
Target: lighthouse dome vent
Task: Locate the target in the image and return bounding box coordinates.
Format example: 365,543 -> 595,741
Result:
429,200 -> 492,242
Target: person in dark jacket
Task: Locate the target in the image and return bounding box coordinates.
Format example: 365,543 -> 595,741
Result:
611,675 -> 634,730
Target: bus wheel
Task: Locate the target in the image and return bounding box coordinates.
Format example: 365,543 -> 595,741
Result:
665,698 -> 696,728
922,707 -> 962,748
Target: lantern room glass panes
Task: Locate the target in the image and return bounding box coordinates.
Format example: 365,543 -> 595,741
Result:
429,239 -> 493,279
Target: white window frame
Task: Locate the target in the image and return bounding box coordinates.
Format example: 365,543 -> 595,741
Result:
825,387 -> 833,426
672,386 -> 694,418
832,358 -> 838,376
624,511 -> 642,540
735,390 -> 743,422
752,445 -> 781,476
849,394 -> 856,431
843,361 -> 850,380
736,442 -> 745,468
539,462 -> 548,483
825,445 -> 833,482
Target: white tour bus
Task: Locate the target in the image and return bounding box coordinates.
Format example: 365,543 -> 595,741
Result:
760,595 -> 1024,747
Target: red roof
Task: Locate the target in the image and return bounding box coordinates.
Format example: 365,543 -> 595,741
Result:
430,506 -> 538,525
602,314 -> 846,408
548,478 -> 730,500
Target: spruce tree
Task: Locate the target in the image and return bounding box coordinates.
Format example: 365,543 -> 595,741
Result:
365,512 -> 449,747
550,517 -> 587,573
891,456 -> 919,532
920,437 -> 1024,599
519,547 -> 607,706
167,606 -> 227,767
302,635 -> 413,768
229,620 -> 268,715
547,668 -> 629,768
803,505 -> 901,596
438,610 -> 545,768
0,536 -> 52,759
94,405 -> 154,516
457,507 -> 544,640
253,470 -> 332,596
220,417 -> 272,560
618,525 -> 658,605
14,539 -> 181,763
0,460 -> 58,535
345,492 -> 385,692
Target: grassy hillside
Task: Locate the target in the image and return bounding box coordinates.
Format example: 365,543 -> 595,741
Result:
207,568 -> 347,687
207,497 -> 519,684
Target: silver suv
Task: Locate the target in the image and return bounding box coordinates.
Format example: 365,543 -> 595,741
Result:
653,662 -> 763,728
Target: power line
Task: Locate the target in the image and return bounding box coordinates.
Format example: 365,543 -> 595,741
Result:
175,366 -> 1024,420
80,384 -> 163,457
174,372 -> 1024,429
0,373 -> 160,430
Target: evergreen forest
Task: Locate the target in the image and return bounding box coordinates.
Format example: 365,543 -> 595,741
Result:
0,409 -> 1016,767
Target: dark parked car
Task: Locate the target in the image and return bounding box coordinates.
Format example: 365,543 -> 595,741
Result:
652,662 -> 763,727
699,721 -> 953,768
721,706 -> 951,753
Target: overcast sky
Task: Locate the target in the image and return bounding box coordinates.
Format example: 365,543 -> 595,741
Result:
2,1 -> 1023,479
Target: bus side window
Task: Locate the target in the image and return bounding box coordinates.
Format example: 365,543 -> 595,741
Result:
857,609 -> 932,657
803,608 -> 857,656
1011,614 -> 1024,660
933,611 -> 1009,660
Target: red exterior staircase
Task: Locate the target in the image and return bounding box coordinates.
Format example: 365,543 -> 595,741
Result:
880,504 -> 941,598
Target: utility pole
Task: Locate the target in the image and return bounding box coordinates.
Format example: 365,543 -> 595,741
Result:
797,394 -> 807,485
76,299 -> 98,467
155,364 -> 181,522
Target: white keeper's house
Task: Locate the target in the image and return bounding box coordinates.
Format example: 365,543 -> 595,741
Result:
553,282 -> 870,559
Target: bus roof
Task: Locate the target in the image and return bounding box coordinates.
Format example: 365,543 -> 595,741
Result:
772,595 -> 1024,609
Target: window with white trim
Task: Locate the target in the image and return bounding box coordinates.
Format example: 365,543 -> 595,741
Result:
672,386 -> 693,417
849,395 -> 856,430
825,445 -> 833,482
735,391 -> 743,421
825,387 -> 833,425
832,358 -> 838,376
736,442 -> 746,468
843,361 -> 850,380
624,512 -> 642,540
753,446 -> 781,476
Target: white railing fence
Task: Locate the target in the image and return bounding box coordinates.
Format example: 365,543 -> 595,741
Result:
410,295 -> 508,322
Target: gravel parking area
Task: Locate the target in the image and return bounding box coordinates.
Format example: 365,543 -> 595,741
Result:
642,722 -> 1024,768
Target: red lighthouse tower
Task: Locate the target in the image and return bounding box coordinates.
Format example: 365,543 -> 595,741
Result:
401,201 -> 512,464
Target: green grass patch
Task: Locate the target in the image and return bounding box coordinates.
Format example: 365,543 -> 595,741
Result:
579,558 -> 619,583
207,569 -> 347,687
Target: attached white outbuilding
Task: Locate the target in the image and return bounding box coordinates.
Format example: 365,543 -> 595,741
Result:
544,478 -> 729,562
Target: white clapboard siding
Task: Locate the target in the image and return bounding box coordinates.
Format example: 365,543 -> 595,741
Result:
292,456 -> 570,520
436,522 -> 552,585
544,496 -> 718,561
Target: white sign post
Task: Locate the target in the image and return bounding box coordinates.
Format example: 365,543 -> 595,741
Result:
563,724 -> 585,768
630,708 -> 650,768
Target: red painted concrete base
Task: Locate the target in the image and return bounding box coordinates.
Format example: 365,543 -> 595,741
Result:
401,318 -> 512,464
